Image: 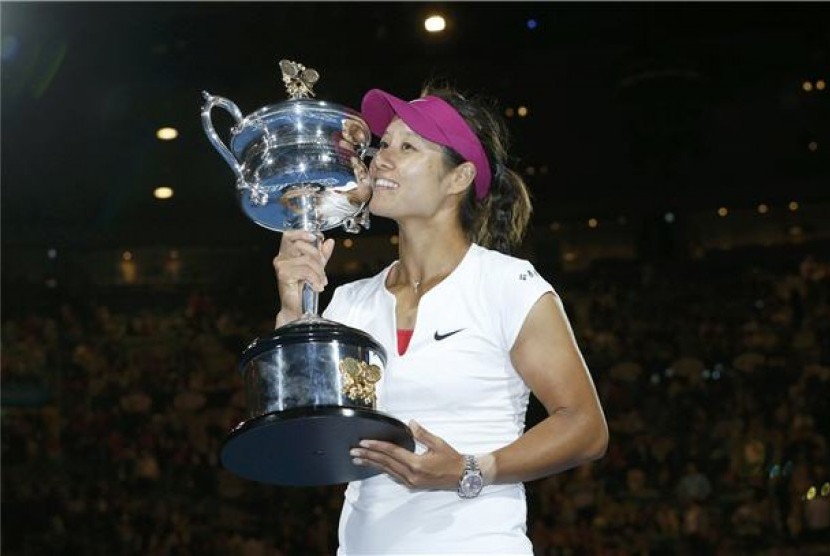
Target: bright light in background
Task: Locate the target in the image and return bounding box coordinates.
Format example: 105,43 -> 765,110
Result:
808,141 -> 818,152
154,186 -> 174,199
526,19 -> 538,30
789,201 -> 800,211
802,81 -> 813,92
47,248 -> 57,259
156,127 -> 178,140
717,207 -> 728,217
122,251 -> 133,261
588,218 -> 598,228
343,238 -> 354,248
817,79 -> 826,91
424,15 -> 446,32
757,203 -> 769,214
505,107 -> 515,118
664,212 -> 675,223
517,106 -> 529,117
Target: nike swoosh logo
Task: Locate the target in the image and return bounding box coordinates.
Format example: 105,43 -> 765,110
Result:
434,328 -> 465,341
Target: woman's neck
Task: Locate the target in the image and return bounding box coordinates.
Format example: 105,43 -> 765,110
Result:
390,224 -> 471,294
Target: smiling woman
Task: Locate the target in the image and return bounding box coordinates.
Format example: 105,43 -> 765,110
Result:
272,83 -> 608,555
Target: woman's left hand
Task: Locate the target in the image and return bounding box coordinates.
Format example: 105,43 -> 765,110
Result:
350,420 -> 465,490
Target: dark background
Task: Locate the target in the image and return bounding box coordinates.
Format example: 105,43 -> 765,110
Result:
2,2 -> 828,248
2,3 -> 830,555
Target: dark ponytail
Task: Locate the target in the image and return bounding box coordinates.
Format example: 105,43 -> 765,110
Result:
421,84 -> 532,255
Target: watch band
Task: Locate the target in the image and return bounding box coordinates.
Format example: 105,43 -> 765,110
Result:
463,454 -> 477,473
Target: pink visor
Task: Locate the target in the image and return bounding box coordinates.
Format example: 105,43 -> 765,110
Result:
361,89 -> 492,200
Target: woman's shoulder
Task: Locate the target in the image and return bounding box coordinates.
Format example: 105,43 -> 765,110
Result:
332,263 -> 392,301
324,265 -> 391,322
467,244 -> 555,303
469,244 -> 543,279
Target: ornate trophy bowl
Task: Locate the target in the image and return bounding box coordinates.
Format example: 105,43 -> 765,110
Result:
202,61 -> 413,486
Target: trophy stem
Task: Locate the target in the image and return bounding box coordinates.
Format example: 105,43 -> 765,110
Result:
300,219 -> 321,319
301,281 -> 319,317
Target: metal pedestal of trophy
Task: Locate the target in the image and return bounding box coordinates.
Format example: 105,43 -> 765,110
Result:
201,60 -> 413,486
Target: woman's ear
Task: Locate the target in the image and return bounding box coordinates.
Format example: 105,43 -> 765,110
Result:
447,161 -> 477,196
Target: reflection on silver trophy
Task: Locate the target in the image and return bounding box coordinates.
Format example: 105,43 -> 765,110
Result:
201,60 -> 413,486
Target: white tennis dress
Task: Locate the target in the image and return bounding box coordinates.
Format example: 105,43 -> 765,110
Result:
323,243 -> 554,555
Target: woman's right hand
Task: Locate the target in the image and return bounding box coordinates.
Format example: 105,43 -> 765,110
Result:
273,230 -> 336,327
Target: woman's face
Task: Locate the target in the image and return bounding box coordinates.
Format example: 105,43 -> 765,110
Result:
367,117 -> 457,220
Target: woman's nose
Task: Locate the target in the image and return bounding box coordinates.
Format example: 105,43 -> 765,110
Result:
371,147 -> 394,171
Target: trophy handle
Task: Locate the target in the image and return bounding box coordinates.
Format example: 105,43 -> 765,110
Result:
358,146 -> 378,160
338,145 -> 375,233
201,91 -> 247,182
342,207 -> 371,233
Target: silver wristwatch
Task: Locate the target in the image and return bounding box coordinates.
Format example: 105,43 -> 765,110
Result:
457,454 -> 484,498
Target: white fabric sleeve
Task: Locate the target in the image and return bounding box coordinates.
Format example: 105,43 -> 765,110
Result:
495,260 -> 555,350
322,285 -> 349,323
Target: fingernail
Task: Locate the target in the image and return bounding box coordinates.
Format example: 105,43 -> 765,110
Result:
349,449 -> 361,457
359,440 -> 371,448
352,458 -> 363,466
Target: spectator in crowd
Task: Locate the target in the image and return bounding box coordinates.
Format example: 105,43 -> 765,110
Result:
2,252 -> 829,554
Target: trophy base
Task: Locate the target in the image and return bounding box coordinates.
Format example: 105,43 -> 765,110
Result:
220,405 -> 414,486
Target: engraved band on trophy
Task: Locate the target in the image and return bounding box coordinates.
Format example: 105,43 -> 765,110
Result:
201,60 -> 414,486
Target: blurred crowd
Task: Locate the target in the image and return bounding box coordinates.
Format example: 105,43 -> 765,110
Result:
2,248 -> 829,555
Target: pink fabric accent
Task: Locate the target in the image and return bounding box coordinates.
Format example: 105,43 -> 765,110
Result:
396,328 -> 414,356
361,89 -> 492,200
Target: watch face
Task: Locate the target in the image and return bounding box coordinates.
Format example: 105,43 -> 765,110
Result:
462,473 -> 483,496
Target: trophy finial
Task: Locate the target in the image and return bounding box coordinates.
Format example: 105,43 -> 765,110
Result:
279,59 -> 319,99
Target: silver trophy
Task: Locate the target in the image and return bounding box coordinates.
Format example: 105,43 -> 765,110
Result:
202,60 -> 413,486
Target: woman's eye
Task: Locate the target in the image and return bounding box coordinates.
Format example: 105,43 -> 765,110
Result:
401,142 -> 415,151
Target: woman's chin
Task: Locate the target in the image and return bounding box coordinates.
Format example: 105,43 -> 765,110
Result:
368,198 -> 393,218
